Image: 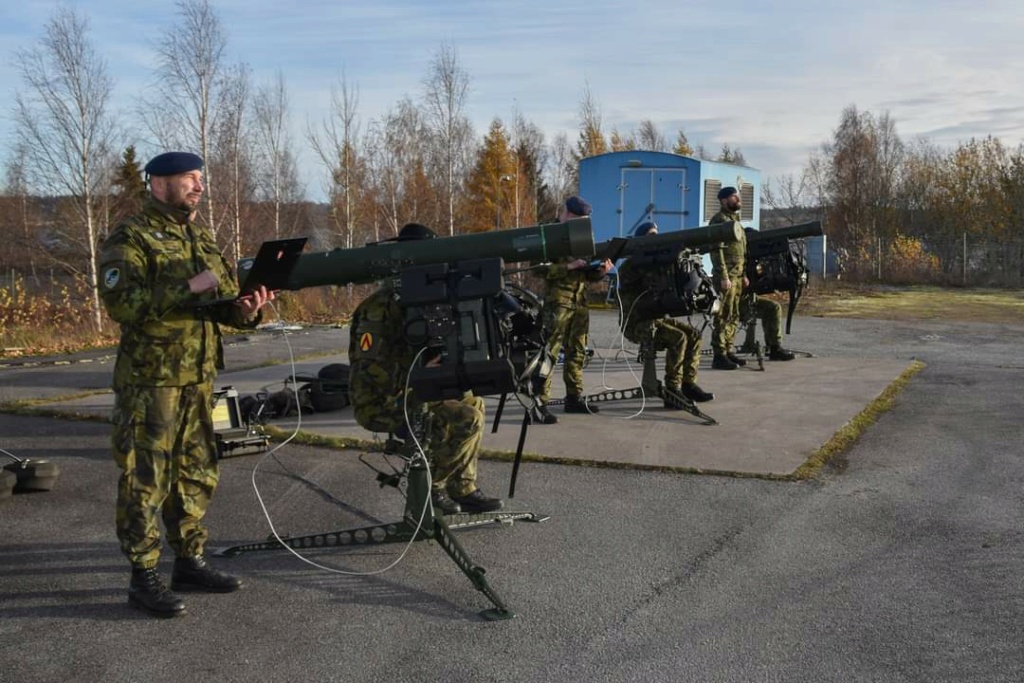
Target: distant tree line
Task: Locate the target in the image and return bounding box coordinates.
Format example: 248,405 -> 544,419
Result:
765,105 -> 1024,285
5,2 -> 1022,338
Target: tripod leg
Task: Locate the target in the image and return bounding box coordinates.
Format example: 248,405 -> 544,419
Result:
432,515 -> 514,620
507,412 -> 530,499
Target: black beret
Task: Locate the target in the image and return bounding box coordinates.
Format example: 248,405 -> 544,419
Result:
144,152 -> 204,177
397,223 -> 437,241
634,221 -> 658,237
717,186 -> 738,201
564,196 -> 592,217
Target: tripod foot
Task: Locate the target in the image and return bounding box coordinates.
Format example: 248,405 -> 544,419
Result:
480,607 -> 515,621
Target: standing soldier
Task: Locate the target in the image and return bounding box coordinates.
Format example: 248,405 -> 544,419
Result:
708,186 -> 749,370
98,152 -> 275,618
348,223 -> 503,516
533,196 -> 612,423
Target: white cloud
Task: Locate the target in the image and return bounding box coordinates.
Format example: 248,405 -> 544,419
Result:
2,0 -> 1023,195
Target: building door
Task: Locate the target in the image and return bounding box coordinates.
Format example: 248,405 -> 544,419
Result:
618,167 -> 687,235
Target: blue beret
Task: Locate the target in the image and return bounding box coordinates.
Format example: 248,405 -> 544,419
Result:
634,221 -> 658,237
564,196 -> 592,217
717,186 -> 738,201
144,152 -> 204,177
397,223 -> 437,241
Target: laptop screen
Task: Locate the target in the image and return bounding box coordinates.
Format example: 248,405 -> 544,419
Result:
236,237 -> 308,295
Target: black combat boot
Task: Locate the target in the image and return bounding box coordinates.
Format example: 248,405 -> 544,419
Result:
531,402 -> 558,425
128,566 -> 186,618
711,354 -> 738,370
726,352 -> 747,367
564,395 -> 599,414
430,489 -> 462,515
768,345 -> 796,361
451,489 -> 504,513
681,382 -> 715,403
171,555 -> 243,593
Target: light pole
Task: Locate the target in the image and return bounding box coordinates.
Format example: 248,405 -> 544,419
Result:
509,148 -> 520,228
498,174 -> 513,229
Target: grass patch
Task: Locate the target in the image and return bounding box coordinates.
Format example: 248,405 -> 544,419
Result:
799,283 -> 1024,324
789,360 -> 925,480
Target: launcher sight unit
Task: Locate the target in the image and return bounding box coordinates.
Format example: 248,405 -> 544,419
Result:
607,221 -> 743,320
284,218 -> 595,289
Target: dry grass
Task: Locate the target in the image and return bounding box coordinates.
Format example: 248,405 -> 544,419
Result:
798,282 -> 1024,324
4,280 -> 1023,359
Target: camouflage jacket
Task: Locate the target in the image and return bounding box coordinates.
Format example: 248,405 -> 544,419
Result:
708,210 -> 747,279
348,284 -> 413,434
616,257 -> 654,342
98,198 -> 258,389
540,257 -> 605,308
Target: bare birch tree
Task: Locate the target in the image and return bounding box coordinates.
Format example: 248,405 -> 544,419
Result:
12,7 -> 118,331
0,142 -> 43,284
364,97 -> 434,241
308,73 -> 363,250
252,71 -> 299,239
548,132 -> 576,208
148,0 -> 226,233
636,119 -> 667,152
212,63 -> 252,262
423,42 -> 472,235
511,111 -> 547,227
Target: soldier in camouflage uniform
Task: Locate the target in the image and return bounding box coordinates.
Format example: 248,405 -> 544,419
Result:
98,152 -> 275,618
617,222 -> 714,404
533,196 -> 612,423
348,223 -> 503,516
739,228 -> 795,361
708,186 -> 749,370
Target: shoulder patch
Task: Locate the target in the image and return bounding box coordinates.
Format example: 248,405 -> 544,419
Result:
103,267 -> 121,289
359,332 -> 373,351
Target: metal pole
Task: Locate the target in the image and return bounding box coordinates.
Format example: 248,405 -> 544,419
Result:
877,237 -> 882,281
963,232 -> 967,286
822,234 -> 828,278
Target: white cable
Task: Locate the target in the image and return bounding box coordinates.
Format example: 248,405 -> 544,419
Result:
606,281 -> 649,419
247,302 -> 431,576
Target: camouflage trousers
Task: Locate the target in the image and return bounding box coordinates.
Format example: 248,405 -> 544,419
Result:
712,272 -> 744,355
111,383 -> 218,569
740,294 -> 783,348
427,394 -> 484,497
626,317 -> 702,388
539,302 -> 589,402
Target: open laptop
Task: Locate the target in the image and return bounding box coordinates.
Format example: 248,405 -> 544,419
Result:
585,236 -> 629,269
192,236 -> 307,308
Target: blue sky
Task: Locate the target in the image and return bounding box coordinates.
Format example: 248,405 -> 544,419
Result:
2,0 -> 1023,199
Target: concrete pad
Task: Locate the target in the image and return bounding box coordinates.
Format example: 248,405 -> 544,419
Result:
44,351 -> 914,478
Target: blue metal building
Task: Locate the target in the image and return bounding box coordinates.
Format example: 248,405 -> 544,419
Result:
578,151 -> 762,242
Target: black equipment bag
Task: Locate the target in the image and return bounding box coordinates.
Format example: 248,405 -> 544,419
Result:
745,234 -> 810,334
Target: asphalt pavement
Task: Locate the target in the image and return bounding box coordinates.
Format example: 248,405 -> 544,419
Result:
1,311 -> 1022,683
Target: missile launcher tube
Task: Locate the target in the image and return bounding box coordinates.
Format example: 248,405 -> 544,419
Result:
595,221 -> 744,258
284,218 -> 595,289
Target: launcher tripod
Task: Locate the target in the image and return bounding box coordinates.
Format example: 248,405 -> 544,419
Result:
548,341 -> 718,426
214,414 -> 548,621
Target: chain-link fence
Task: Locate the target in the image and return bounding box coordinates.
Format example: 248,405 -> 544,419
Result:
821,235 -> 1024,288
